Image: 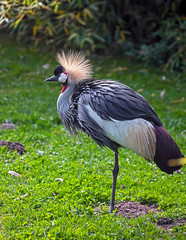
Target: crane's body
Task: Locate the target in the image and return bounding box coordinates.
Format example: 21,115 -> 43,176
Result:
45,51 -> 184,212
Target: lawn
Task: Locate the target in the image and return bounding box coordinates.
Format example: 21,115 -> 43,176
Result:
0,38 -> 185,239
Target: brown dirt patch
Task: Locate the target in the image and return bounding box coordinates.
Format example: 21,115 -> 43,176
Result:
0,140 -> 26,154
115,201 -> 160,218
156,217 -> 186,230
115,202 -> 185,230
95,202 -> 185,230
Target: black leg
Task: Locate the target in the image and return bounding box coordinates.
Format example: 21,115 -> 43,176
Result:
110,150 -> 119,213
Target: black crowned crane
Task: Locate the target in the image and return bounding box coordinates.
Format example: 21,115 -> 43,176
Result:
45,51 -> 184,212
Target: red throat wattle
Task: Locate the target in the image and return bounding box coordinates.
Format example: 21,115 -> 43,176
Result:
61,85 -> 67,93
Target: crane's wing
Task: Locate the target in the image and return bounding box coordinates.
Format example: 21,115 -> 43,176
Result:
74,79 -> 162,126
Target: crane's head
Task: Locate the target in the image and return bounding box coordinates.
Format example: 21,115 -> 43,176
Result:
45,65 -> 68,92
45,50 -> 93,92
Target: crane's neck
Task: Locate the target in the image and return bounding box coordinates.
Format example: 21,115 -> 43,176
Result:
57,83 -> 76,121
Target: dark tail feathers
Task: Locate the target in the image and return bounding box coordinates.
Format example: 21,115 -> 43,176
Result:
154,126 -> 183,174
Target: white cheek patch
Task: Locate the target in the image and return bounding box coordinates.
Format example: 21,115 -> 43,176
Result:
58,73 -> 68,83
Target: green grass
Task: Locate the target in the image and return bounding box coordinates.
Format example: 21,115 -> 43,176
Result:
0,38 -> 185,239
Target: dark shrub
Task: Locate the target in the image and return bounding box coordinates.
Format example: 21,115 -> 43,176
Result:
0,0 -> 185,71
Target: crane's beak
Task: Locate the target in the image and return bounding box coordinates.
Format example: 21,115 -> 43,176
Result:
44,76 -> 58,82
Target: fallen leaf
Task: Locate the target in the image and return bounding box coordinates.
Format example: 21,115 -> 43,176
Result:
111,67 -> 128,72
1,123 -> 16,129
137,89 -> 143,93
37,150 -> 44,155
42,63 -> 50,69
94,205 -> 110,212
160,89 -> 166,98
151,93 -> 155,97
55,178 -> 64,183
106,73 -> 112,77
16,193 -> 29,200
162,76 -> 166,80
138,69 -> 148,73
172,98 -> 184,103
8,171 -> 22,177
95,67 -> 102,72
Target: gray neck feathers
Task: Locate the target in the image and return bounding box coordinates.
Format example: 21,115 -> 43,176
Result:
57,83 -> 76,123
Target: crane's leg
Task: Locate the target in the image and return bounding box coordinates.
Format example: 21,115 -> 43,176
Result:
110,150 -> 119,213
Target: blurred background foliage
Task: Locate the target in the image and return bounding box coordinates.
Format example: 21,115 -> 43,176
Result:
0,0 -> 185,71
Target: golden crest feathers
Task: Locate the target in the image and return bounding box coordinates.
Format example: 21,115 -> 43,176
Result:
56,50 -> 93,82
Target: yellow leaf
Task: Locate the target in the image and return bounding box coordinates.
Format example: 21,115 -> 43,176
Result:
33,26 -> 37,37
76,12 -> 86,25
64,27 -> 69,35
119,31 -> 125,43
30,9 -> 36,16
111,67 -> 128,72
14,14 -> 24,28
83,8 -> 93,19
172,98 -> 184,103
55,10 -> 64,14
46,26 -> 53,36
33,25 -> 41,37
42,5 -> 52,11
137,89 -> 144,93
106,73 -> 112,77
56,15 -> 65,19
76,12 -> 81,20
77,18 -> 86,25
180,16 -> 186,20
